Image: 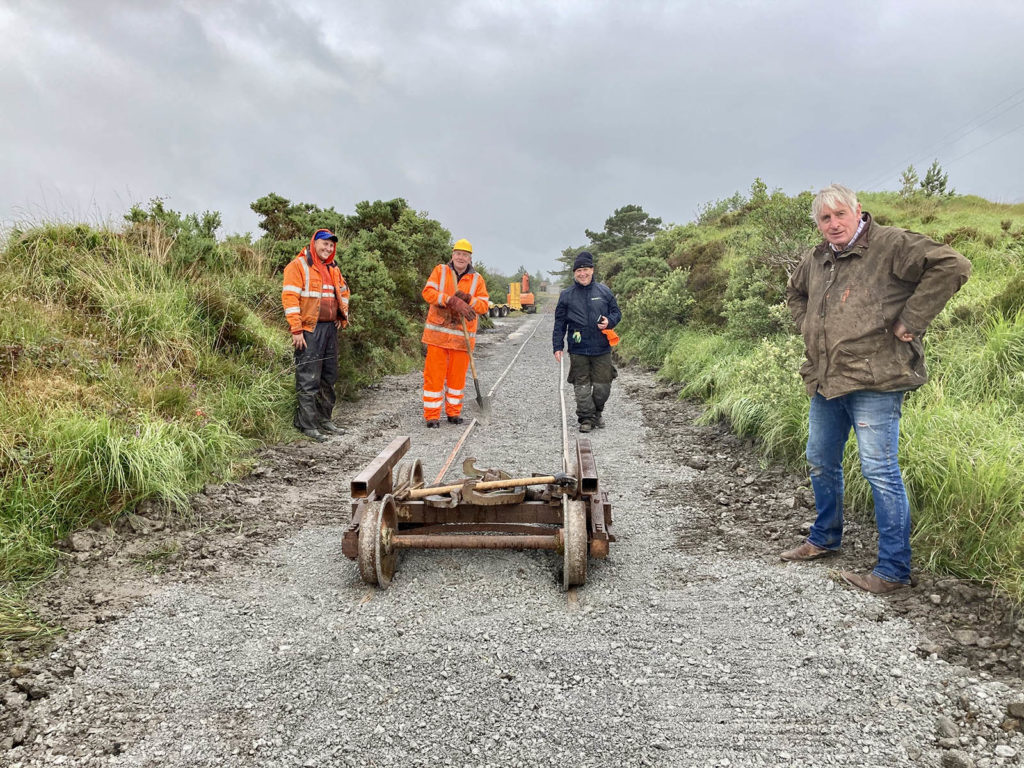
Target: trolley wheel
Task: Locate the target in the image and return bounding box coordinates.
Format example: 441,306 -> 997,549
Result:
563,499 -> 587,589
393,459 -> 423,496
489,307 -> 496,317
500,306 -> 509,317
357,495 -> 399,588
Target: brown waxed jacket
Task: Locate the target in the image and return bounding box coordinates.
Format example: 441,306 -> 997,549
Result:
786,213 -> 971,399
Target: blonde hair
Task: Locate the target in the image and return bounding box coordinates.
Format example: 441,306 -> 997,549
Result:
812,184 -> 859,221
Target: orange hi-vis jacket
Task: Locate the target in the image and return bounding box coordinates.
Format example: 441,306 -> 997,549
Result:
281,237 -> 350,335
421,263 -> 489,351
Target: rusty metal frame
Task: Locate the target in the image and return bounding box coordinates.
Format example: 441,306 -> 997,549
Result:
350,436 -> 410,499
343,436 -> 614,574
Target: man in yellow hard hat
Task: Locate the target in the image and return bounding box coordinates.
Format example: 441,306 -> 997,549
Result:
420,239 -> 489,427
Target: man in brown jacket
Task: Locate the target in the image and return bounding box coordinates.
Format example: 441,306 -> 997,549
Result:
780,184 -> 971,593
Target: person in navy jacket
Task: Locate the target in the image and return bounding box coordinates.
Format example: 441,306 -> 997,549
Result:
553,251 -> 622,432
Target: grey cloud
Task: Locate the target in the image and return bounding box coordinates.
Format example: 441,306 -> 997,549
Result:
2,1 -> 1023,274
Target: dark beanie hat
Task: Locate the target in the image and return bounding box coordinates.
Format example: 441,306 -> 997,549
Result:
573,251 -> 594,271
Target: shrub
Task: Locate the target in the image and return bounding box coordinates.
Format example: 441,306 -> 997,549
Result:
602,253 -> 670,302
667,239 -> 728,327
624,268 -> 694,329
748,189 -> 817,276
722,257 -> 790,340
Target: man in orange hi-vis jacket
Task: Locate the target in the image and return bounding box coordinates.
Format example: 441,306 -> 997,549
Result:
421,238 -> 489,427
282,229 -> 350,442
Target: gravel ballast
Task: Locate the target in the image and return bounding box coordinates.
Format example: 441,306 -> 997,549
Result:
4,310 -> 1023,767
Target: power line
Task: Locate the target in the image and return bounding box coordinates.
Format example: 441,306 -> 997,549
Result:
943,119 -> 1024,167
857,85 -> 1024,191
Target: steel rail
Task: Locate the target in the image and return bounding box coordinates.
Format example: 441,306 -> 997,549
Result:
431,315 -> 546,485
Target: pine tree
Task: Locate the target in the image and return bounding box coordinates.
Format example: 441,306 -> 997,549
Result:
899,165 -> 919,199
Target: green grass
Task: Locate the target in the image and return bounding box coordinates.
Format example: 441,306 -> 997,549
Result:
0,216 -> 427,639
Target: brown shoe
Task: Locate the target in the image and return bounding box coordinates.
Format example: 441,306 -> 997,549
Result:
779,540 -> 834,562
840,571 -> 908,594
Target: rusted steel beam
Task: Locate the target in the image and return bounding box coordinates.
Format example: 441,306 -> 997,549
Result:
393,534 -> 560,550
576,438 -> 599,496
350,436 -> 410,499
396,504 -> 563,526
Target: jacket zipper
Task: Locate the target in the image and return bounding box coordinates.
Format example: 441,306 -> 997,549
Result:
818,260 -> 837,391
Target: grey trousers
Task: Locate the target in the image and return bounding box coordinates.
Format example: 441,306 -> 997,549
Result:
293,322 -> 338,431
567,353 -> 615,425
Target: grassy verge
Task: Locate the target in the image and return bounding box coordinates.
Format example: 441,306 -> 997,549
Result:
0,215 -> 425,638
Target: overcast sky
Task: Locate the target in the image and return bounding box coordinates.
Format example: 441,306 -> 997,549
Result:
3,0 -> 1024,276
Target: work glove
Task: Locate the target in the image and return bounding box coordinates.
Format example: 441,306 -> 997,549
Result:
446,295 -> 476,321
454,290 -> 471,303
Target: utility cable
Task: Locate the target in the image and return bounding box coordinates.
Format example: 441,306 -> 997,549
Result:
857,85 -> 1024,192
943,119 -> 1024,167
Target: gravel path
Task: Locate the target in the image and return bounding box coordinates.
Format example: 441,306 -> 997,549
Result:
4,310 -> 1023,767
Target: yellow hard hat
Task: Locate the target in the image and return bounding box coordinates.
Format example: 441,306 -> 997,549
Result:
452,238 -> 473,254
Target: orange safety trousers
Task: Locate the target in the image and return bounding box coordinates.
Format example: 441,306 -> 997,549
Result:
422,345 -> 469,421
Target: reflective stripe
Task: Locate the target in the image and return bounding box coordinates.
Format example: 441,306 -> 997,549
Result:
284,307 -> 300,315
422,389 -> 443,398
424,323 -> 476,338
425,280 -> 439,290
283,285 -> 301,294
468,274 -> 480,294
437,267 -> 449,306
423,398 -> 444,407
446,387 -> 464,396
446,396 -> 462,404
300,256 -> 310,293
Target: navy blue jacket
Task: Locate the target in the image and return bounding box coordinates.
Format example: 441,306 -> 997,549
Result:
552,280 -> 621,356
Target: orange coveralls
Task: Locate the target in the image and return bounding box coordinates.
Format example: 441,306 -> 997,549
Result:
421,263 -> 489,421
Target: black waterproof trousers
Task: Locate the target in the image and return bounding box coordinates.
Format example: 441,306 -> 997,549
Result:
293,321 -> 338,432
567,352 -> 615,426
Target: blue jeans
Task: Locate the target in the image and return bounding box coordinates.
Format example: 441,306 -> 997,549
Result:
805,391 -> 911,584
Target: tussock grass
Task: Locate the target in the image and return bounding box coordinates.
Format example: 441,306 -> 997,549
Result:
0,219 -> 306,636
1,199 -> 440,637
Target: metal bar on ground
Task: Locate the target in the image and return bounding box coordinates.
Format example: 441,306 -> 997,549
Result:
431,420 -> 477,485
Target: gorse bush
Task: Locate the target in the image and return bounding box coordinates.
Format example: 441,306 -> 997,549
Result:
624,269 -> 694,330
667,239 -> 728,327
721,255 -> 790,340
